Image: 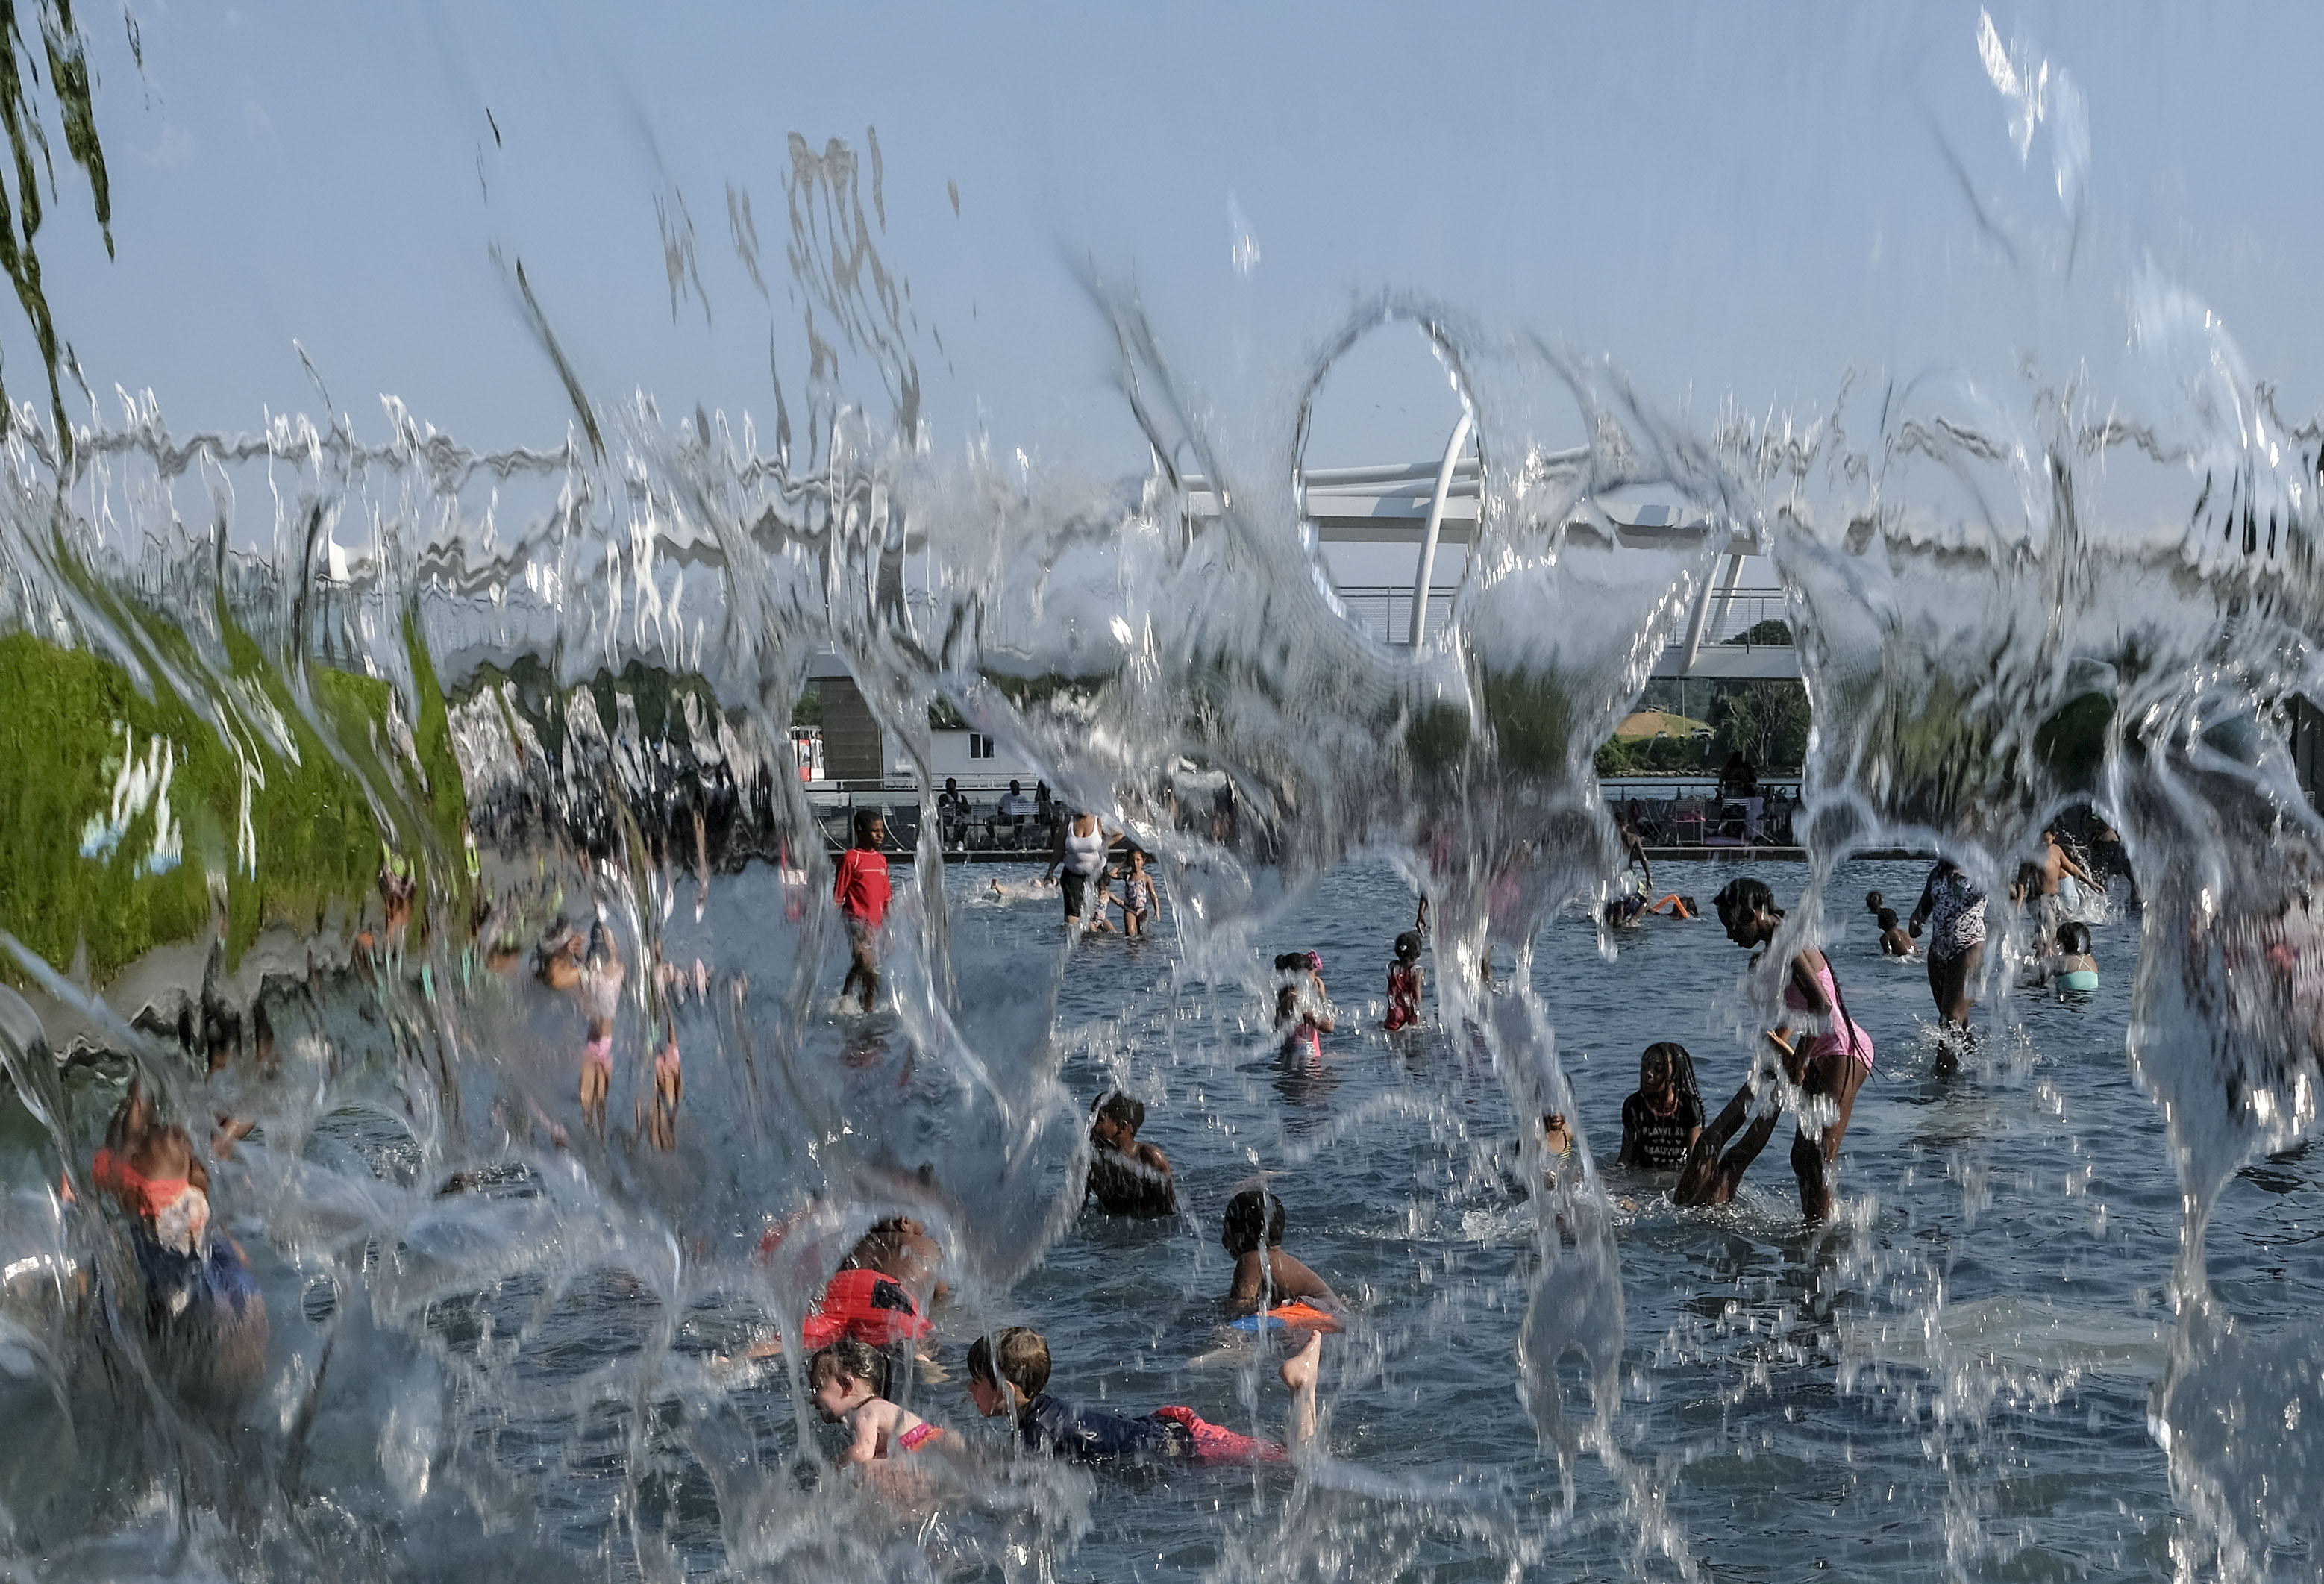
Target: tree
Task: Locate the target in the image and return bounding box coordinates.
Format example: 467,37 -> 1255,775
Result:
1,2 -> 117,458
1712,681 -> 1812,771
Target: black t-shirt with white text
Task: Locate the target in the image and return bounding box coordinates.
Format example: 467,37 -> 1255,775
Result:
1621,1090 -> 1704,1170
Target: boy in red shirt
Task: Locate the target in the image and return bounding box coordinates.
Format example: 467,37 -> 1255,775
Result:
834,808 -> 892,1012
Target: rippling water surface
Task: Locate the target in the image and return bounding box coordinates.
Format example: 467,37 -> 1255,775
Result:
8,13 -> 2324,1577
71,852 -> 2269,1581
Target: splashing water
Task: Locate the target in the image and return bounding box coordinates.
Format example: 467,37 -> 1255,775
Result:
5,25 -> 2324,1584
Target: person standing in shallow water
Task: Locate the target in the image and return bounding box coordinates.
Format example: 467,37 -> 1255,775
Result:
1050,810 -> 1116,929
835,808 -> 892,1012
1675,877 -> 1875,1223
1908,857 -> 1985,1071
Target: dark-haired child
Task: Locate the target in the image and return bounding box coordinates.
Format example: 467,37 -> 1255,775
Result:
2034,919 -> 2099,995
967,1324 -> 1320,1464
1114,851 -> 1158,937
1645,894 -> 1700,920
840,1215 -> 950,1310
1617,1042 -> 1704,1171
1603,889 -> 1649,930
809,1337 -> 947,1462
1384,932 -> 1424,1031
1676,876 -> 1876,1222
1274,950 -> 1327,1002
1086,1090 -> 1176,1217
1877,907 -> 1916,957
1222,1188 -> 1340,1315
835,808 -> 892,1012
1275,983 -> 1334,1060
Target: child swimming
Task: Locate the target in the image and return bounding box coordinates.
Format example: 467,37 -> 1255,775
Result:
1086,1090 -> 1177,1217
2034,919 -> 2100,995
1676,877 -> 1876,1223
83,1081 -> 269,1392
1536,1110 -> 1576,1194
1617,1042 -> 1705,1171
1383,930 -> 1424,1030
1222,1188 -> 1341,1316
967,1324 -> 1321,1464
1876,907 -> 1917,957
809,1337 -> 947,1462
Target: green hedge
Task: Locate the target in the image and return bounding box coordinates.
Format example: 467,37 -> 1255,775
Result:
0,610 -> 467,989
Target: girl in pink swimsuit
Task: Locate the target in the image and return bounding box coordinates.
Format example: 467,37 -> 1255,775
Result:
1275,983 -> 1332,1059
1675,877 -> 1875,1223
807,1337 -> 948,1462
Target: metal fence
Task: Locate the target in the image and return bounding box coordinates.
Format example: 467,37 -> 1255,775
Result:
1329,585 -> 1791,648
1329,586 -> 1459,647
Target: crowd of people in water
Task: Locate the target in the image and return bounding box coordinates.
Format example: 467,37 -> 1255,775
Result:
724,811 -> 2130,1483
61,806 -> 2131,1493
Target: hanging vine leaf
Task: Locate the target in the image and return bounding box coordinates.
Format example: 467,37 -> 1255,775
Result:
0,0 -> 114,463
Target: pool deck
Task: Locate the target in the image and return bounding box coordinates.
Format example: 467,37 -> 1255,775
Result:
830,844 -> 1936,864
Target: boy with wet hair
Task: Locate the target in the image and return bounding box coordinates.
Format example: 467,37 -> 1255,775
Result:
966,1324 -> 1320,1464
1086,1090 -> 1176,1217
1876,907 -> 1916,957
1221,1188 -> 1341,1315
834,807 -> 892,1012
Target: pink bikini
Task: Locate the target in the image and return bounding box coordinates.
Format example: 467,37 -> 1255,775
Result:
1783,955 -> 1875,1070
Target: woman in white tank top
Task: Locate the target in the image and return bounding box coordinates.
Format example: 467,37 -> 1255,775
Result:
1055,813 -> 1113,925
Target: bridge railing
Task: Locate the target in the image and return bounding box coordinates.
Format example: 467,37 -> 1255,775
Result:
1329,585 -> 1791,648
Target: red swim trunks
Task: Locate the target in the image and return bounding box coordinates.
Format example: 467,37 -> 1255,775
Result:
1150,1405 -> 1285,1464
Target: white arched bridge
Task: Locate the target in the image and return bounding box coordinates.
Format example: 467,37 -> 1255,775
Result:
1178,420 -> 1798,681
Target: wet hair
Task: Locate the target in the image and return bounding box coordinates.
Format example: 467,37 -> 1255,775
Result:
1091,1089 -> 1146,1133
1394,930 -> 1422,962
1221,1188 -> 1285,1256
806,1336 -> 891,1399
1640,1042 -> 1701,1110
1679,897 -> 1699,915
1876,907 -> 1900,930
966,1326 -> 1050,1397
1274,951 -> 1312,974
1713,877 -> 1781,929
1274,984 -> 1301,1023
852,807 -> 883,844
2057,921 -> 2093,955
1864,890 -> 1884,914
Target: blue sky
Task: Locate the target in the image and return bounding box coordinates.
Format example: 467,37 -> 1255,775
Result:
34,4 -> 2324,478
